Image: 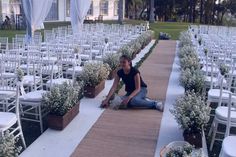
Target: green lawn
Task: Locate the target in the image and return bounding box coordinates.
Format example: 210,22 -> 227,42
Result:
0,20 -> 189,42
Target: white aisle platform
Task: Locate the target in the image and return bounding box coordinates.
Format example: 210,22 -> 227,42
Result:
19,40 -> 156,157
154,41 -> 184,156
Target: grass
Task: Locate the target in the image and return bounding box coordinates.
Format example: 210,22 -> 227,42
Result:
0,20 -> 189,42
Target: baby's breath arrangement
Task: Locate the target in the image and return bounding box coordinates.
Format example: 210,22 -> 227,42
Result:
219,64 -> 229,76
180,55 -> 200,70
42,82 -> 83,116
178,45 -> 196,59
180,68 -> 204,94
103,53 -> 120,71
166,144 -> 193,157
170,91 -> 211,134
16,67 -> 24,82
80,62 -> 110,87
179,31 -> 192,48
0,131 -> 22,157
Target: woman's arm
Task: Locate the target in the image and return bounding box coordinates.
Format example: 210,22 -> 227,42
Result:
101,74 -> 120,106
122,73 -> 141,105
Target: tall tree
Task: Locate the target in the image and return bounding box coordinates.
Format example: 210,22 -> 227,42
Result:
118,0 -> 124,24
149,0 -> 155,22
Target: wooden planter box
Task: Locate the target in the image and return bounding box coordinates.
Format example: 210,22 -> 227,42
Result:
47,102 -> 80,130
84,80 -> 105,98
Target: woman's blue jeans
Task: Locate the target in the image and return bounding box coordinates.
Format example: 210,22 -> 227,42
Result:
122,87 -> 156,109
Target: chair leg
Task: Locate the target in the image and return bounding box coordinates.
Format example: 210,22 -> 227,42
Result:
208,122 -> 214,137
38,106 -> 43,134
210,121 -> 218,151
20,129 -> 26,149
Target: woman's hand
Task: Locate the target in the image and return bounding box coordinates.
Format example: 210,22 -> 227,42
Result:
122,97 -> 131,105
101,99 -> 109,108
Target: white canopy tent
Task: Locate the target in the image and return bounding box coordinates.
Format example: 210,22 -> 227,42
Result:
70,0 -> 92,35
22,0 -> 53,41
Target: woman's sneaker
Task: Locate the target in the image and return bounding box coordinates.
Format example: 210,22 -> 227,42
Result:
155,101 -> 164,112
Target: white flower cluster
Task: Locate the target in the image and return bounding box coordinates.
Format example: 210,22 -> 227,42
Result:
103,53 -> 120,71
178,45 -> 196,59
171,91 -> 211,134
180,68 -> 204,93
179,31 -> 193,48
42,82 -> 82,116
0,131 -> 22,157
166,143 -> 193,157
80,62 -> 111,87
180,54 -> 200,70
118,30 -> 154,59
16,67 -> 24,82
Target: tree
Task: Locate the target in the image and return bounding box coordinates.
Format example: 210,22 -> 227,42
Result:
118,0 -> 124,24
149,0 -> 155,22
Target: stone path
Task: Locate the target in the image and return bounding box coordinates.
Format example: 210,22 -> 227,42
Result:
71,40 -> 176,157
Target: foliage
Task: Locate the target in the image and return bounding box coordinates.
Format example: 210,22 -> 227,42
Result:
42,82 -> 83,116
16,67 -> 24,82
103,53 -> 120,71
166,144 -> 193,157
178,31 -> 193,48
178,45 -> 196,59
79,62 -> 110,87
0,131 -> 22,157
219,64 -> 229,76
179,54 -> 200,70
170,91 -> 211,134
180,68 -> 204,94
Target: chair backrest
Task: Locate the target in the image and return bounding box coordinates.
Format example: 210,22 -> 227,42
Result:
225,93 -> 236,137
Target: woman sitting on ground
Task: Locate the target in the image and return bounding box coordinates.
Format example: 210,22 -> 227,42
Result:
101,55 -> 163,111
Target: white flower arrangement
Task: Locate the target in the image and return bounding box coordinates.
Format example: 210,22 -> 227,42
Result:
170,91 -> 211,134
178,45 -> 196,59
118,30 -> 154,59
102,53 -> 120,71
79,62 -> 110,87
166,144 -> 193,157
219,63 -> 229,76
42,82 -> 83,116
179,31 -> 192,48
0,131 -> 22,157
16,67 -> 24,82
180,54 -> 200,70
180,68 -> 204,93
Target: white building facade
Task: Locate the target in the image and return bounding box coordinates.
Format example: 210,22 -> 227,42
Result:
0,0 -> 124,22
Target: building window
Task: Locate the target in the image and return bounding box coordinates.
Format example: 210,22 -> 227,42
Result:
114,0 -> 118,16
45,0 -> 58,21
100,0 -> 108,16
87,1 -> 93,16
66,0 -> 70,17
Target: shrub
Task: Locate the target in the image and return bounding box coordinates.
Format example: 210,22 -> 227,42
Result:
180,68 -> 204,94
178,45 -> 196,59
79,62 -> 110,87
103,53 -> 120,71
178,31 -> 192,48
179,54 -> 200,70
0,131 -> 22,157
170,91 -> 211,134
42,82 -> 83,116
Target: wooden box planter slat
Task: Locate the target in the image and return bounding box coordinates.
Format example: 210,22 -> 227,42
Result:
84,80 -> 105,98
47,102 -> 80,130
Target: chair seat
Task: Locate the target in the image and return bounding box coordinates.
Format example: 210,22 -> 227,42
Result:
208,89 -> 235,101
42,57 -> 58,62
0,112 -> 17,129
42,65 -> 59,74
221,136 -> 236,157
201,65 -> 219,74
22,75 -> 41,86
19,90 -> 46,102
0,72 -> 16,79
95,55 -> 103,60
215,106 -> 236,122
66,66 -> 83,75
0,89 -> 16,98
46,78 -> 72,87
80,54 -> 90,60
205,76 -> 227,86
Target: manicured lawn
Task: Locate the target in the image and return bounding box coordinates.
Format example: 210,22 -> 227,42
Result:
0,20 -> 189,42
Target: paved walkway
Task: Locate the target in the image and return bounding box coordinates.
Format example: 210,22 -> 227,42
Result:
71,40 -> 177,157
